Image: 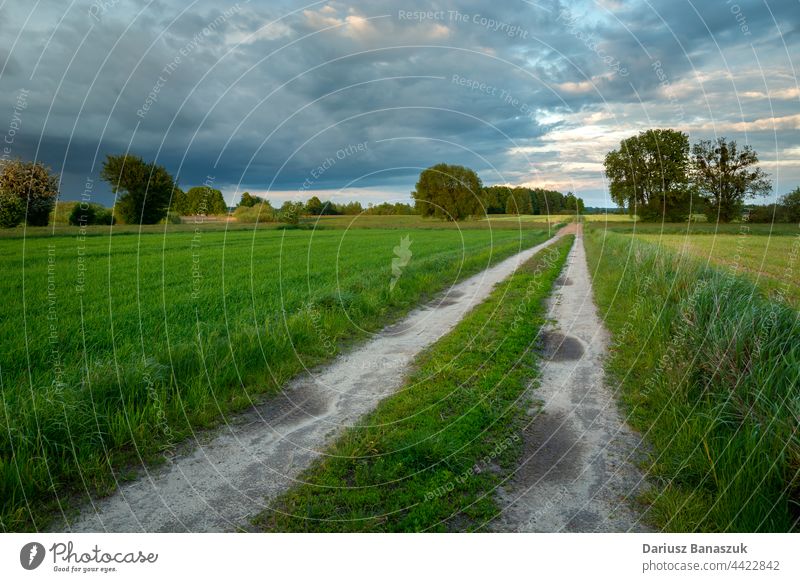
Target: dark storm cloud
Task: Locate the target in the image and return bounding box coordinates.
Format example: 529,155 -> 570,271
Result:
0,0 -> 797,206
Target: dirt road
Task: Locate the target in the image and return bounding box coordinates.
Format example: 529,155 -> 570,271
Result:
61,228 -> 570,532
490,224 -> 650,532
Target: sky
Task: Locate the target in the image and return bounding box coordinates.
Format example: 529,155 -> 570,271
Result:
0,0 -> 798,208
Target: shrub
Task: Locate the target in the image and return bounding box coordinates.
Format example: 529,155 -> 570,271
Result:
68,203 -> 115,226
0,159 -> 60,226
160,211 -> 182,225
278,201 -> 303,225
0,190 -> 25,228
747,204 -> 787,223
233,204 -> 276,223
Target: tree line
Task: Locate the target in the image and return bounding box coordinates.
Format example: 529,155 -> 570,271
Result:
603,129 -> 792,222
0,154 -> 229,227
6,141 -> 792,228
412,162 -> 584,220
236,192 -> 416,224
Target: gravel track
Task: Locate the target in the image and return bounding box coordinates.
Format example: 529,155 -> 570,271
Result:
490,223 -> 651,532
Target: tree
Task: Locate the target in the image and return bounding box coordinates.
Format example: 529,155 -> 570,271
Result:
412,163 -> 482,221
100,154 -> 177,224
531,188 -> 566,214
173,186 -> 227,215
564,192 -> 578,212
605,129 -> 694,221
505,188 -> 533,214
278,201 -> 303,225
336,201 -> 364,215
481,186 -> 511,214
691,138 -> 771,222
238,191 -> 263,208
0,159 -> 60,226
0,189 -> 25,227
780,187 -> 800,223
305,196 -> 324,215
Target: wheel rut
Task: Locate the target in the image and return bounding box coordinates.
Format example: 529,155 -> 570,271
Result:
489,224 -> 651,532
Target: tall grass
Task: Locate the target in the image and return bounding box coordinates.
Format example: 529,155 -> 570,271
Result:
584,228 -> 799,531
0,227 -> 550,531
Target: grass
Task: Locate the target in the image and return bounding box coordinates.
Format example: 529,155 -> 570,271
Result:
598,220 -> 799,236
632,231 -> 800,307
255,235 -> 573,532
584,228 -> 800,532
0,224 -> 553,531
0,214 -> 560,239
581,213 -> 638,222
485,214 -> 577,223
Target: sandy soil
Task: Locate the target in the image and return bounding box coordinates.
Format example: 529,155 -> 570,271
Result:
60,229 -> 570,532
489,223 -> 651,532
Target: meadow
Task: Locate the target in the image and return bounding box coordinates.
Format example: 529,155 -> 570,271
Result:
581,213 -> 637,222
485,214 -> 576,223
0,222 -> 552,531
584,227 -> 799,531
634,232 -> 800,307
593,221 -> 800,307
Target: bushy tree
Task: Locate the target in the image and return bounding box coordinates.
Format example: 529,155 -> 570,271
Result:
412,163 -> 482,221
691,138 -> 771,223
305,196 -> 323,215
278,201 -> 304,225
173,185 -> 227,215
68,203 -> 114,226
780,187 -> 800,223
238,191 -> 264,208
605,129 -> 694,221
0,189 -> 25,227
100,154 -> 177,224
233,199 -> 275,223
0,159 -> 60,226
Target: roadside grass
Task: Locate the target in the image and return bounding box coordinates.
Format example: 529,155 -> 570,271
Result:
255,235 -> 573,532
584,228 -> 800,532
0,226 -> 552,531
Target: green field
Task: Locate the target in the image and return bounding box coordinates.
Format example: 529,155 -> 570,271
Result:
634,232 -> 800,307
0,224 -> 551,531
485,214 -> 576,223
586,221 -> 800,307
581,213 -> 638,222
585,228 -> 799,531
257,236 -> 573,531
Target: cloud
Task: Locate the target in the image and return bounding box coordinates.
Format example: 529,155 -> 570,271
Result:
0,0 -> 798,207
